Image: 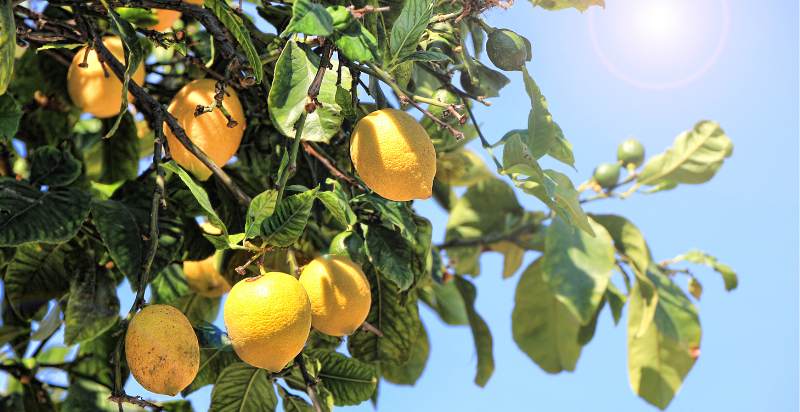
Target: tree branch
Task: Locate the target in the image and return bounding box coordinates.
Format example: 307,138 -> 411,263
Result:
295,354 -> 323,412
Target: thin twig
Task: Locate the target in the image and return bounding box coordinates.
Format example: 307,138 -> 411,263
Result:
108,394 -> 164,411
302,141 -> 364,189
295,354 -> 323,412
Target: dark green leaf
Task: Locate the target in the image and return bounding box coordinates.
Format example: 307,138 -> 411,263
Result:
0,326 -> 30,346
168,292 -> 221,326
512,259 -> 582,373
183,343 -> 239,396
0,179 -> 90,246
62,380 -> 117,412
317,183 -> 356,227
261,188 -> 317,247
277,385 -> 314,412
64,268 -> 120,345
71,327 -> 128,389
92,199 -> 142,281
209,362 -> 277,412
161,400 -> 194,412
99,113 -> 140,183
348,266 -> 420,365
5,242 -> 75,319
628,266 -> 701,410
364,224 -> 416,291
205,0 -> 263,83
459,60 -> 510,98
245,189 -> 278,239
382,319 -> 429,385
0,0 -> 14,95
606,283 -> 627,325
418,280 -> 468,325
329,13 -> 379,62
0,94 -> 22,138
406,50 -> 450,62
454,276 -> 494,386
162,161 -> 229,240
268,41 -> 352,143
283,0 -> 333,36
28,145 -> 82,188
389,0 -> 434,63
308,349 -> 378,406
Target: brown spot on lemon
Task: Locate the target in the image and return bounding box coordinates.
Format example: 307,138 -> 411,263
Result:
125,304 -> 199,395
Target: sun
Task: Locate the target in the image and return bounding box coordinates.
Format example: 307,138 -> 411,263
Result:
587,0 -> 731,90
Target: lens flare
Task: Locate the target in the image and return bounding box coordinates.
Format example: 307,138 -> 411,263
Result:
587,0 -> 731,90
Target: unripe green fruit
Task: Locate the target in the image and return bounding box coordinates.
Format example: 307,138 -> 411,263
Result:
459,71 -> 484,97
593,162 -> 621,189
428,89 -> 460,119
327,6 -> 353,31
617,138 -> 645,167
486,28 -> 531,71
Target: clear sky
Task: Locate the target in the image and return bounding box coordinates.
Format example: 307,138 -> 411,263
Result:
13,0 -> 800,411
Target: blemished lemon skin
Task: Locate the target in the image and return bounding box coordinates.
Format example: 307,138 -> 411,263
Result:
350,109 -> 437,201
164,79 -> 246,180
299,255 -> 371,337
125,305 -> 200,396
67,37 -> 146,119
150,9 -> 181,32
183,252 -> 231,298
224,273 -> 312,372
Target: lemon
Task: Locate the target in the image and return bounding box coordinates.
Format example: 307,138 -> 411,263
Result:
125,305 -> 199,395
150,9 -> 181,32
299,255 -> 371,337
164,79 -> 246,180
224,273 -> 312,371
183,251 -> 231,298
67,37 -> 146,119
350,109 -> 437,201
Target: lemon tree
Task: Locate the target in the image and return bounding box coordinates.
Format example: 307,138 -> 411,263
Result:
0,0 -> 737,410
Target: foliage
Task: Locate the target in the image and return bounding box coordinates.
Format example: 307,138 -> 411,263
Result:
0,0 -> 736,411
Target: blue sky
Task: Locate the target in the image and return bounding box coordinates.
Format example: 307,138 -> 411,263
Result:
8,0 -> 798,411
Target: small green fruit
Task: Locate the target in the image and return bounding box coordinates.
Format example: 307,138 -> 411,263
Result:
428,89 -> 460,120
593,162 -> 621,189
327,6 -> 354,31
486,28 -> 532,71
617,138 -> 645,167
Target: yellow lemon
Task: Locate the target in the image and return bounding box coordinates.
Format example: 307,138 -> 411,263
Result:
67,37 -> 146,119
164,79 -> 246,180
350,108 -> 437,201
299,255 -> 371,337
150,9 -> 181,32
183,251 -> 231,298
125,305 -> 199,395
224,273 -> 312,371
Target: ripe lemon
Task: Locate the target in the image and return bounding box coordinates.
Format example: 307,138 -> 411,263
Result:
350,108 -> 437,201
164,79 -> 246,180
299,255 -> 371,337
125,304 -> 199,395
224,273 -> 312,371
183,251 -> 231,298
67,37 -> 146,119
150,9 -> 181,32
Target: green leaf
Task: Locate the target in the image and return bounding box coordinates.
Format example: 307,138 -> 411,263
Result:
282,0 -> 333,36
183,341 -> 240,396
0,94 -> 22,138
388,0 -> 434,63
161,400 -> 194,412
382,321 -> 429,385
151,264 -> 190,304
530,0 -> 604,11
0,0 -> 14,95
542,217 -> 615,324
637,121 -> 733,190
445,178 -> 523,247
91,199 -> 142,281
308,349 -> 378,406
28,146 -> 82,188
205,0 -> 263,84
0,326 -> 30,347
268,41 -> 352,143
521,69 -> 574,166
30,303 -> 62,341
245,189 -> 278,239
405,50 -> 450,62
5,243 -> 75,319
210,362 -> 277,412
418,280 -> 468,325
606,283 -> 627,325
317,183 -> 356,227
454,277 -> 494,386
35,345 -> 71,364
277,385 -> 314,412
98,113 -> 140,184
348,266 -> 421,365
591,214 -> 652,275
668,249 -> 738,291
364,224 -> 417,291
71,327 -> 127,389
62,380 -> 120,412
518,170 -> 593,235
261,188 -> 318,247
628,266 -> 701,410
162,161 -> 228,239
169,292 -> 221,326
328,11 -> 379,62
64,268 -> 120,345
512,259 -> 583,373
460,60 -> 510,98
